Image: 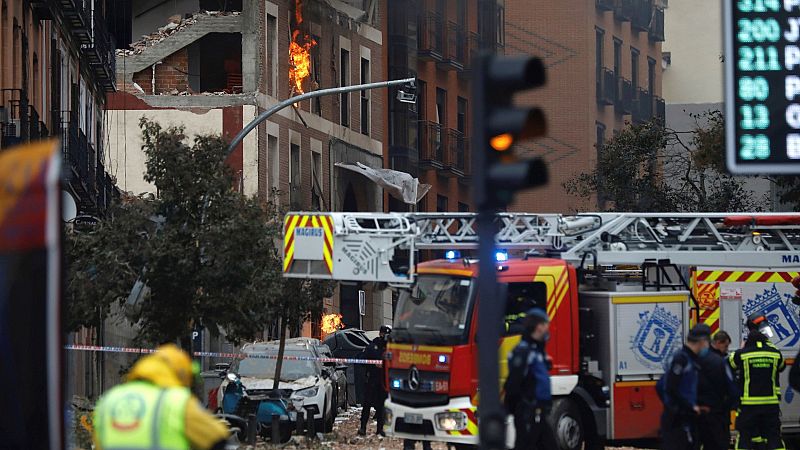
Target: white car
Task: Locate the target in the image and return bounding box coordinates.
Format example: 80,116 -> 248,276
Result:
218,342 -> 336,432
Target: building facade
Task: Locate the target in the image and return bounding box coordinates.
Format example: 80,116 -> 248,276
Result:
662,0 -> 773,209
106,0 -> 390,335
503,0 -> 665,212
386,0 -> 505,214
0,0 -> 116,216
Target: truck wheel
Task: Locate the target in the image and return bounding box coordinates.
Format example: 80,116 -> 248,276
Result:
548,398 -> 583,450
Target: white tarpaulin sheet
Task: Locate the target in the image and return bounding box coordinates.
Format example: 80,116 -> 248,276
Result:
335,162 -> 431,204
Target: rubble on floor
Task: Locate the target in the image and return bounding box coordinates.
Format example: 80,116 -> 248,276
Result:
116,10 -> 241,57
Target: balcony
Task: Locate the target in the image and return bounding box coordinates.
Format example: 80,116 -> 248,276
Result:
597,68 -> 616,106
632,0 -> 653,32
58,0 -> 92,44
438,22 -> 466,71
389,146 -> 420,178
615,0 -> 635,21
615,77 -> 633,115
649,7 -> 665,42
446,129 -> 470,180
459,32 -> 503,80
419,121 -> 445,169
597,0 -> 615,11
30,0 -> 54,20
62,115 -> 88,188
418,13 -> 445,61
83,10 -> 117,91
633,89 -> 653,123
654,96 -> 666,123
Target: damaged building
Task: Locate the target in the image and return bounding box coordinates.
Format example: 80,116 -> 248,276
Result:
105,0 -> 389,341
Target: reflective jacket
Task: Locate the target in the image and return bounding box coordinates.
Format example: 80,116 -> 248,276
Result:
94,381 -> 191,450
729,336 -> 785,406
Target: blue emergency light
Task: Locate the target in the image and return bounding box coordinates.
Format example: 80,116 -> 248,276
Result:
445,250 -> 461,260
495,250 -> 509,262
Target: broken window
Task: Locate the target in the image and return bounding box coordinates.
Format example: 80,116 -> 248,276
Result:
266,13 -> 278,96
340,48 -> 350,127
187,33 -> 242,93
311,151 -> 323,210
360,57 -> 370,135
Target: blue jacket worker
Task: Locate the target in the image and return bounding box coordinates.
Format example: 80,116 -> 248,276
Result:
503,307 -> 556,450
658,323 -> 711,450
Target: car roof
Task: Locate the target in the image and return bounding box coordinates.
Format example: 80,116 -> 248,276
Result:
241,341 -> 317,354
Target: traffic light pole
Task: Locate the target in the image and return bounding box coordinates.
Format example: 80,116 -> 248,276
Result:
473,55 -> 507,450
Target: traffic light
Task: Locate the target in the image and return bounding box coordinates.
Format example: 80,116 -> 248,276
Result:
473,55 -> 549,208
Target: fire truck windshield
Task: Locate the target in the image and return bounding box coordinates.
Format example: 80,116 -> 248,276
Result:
393,275 -> 475,345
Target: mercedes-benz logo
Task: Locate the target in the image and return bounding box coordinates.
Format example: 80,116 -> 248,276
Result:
408,366 -> 420,391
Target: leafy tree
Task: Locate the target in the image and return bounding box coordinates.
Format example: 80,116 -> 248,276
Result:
564,112 -> 762,212
66,118 -> 331,349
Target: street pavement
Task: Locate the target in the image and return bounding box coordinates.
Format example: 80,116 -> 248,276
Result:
251,406 -> 650,449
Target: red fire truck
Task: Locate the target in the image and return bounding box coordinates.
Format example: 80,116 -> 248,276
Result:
283,212 -> 800,449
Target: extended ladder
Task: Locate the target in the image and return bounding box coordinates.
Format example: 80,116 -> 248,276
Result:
282,212 -> 800,284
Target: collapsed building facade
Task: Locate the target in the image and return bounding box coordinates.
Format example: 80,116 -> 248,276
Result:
103,0 -> 388,353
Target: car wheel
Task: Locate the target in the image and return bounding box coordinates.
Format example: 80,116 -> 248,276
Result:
548,398 -> 584,450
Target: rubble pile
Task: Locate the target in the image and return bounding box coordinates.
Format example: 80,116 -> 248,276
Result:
116,10 -> 241,57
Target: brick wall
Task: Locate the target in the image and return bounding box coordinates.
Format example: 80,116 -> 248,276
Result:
130,48 -> 190,95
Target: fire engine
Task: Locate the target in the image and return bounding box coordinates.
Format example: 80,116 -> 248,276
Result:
283,211 -> 800,449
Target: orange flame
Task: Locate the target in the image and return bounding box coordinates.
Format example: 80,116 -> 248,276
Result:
289,0 -> 316,94
321,313 -> 344,336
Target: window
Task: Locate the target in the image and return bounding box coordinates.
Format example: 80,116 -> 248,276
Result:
268,135 -> 279,192
457,97 -> 467,133
504,282 -> 548,335
311,151 -> 322,210
311,33 -> 321,115
340,48 -> 350,127
631,47 -> 640,89
648,57 -> 656,94
416,80 -> 427,119
290,143 -> 300,186
596,122 -> 607,209
437,194 -> 448,212
435,88 -> 447,126
458,202 -> 469,212
266,13 -> 277,96
360,58 -> 370,135
613,38 -> 622,77
595,28 -> 604,81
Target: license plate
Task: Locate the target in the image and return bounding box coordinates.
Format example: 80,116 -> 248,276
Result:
404,413 -> 423,425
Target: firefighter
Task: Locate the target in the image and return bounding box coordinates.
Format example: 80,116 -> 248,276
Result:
359,325 -> 391,436
697,330 -> 738,450
729,313 -> 786,450
503,307 -> 556,450
92,344 -> 230,450
658,323 -> 711,450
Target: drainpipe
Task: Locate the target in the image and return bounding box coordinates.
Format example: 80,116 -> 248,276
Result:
151,61 -> 163,95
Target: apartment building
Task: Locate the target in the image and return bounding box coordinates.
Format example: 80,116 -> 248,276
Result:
105,0 -> 389,335
504,0 -> 666,212
0,0 -> 116,216
386,0 -> 505,213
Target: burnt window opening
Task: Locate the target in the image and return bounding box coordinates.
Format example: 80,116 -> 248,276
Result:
311,34 -> 322,115
187,33 -> 242,93
340,48 -> 350,127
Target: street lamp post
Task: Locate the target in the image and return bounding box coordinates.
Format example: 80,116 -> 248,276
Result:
226,78 -> 416,155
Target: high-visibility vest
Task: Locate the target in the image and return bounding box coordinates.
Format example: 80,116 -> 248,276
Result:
94,381 -> 191,450
729,340 -> 785,406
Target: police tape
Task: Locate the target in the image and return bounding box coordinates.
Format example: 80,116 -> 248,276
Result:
64,344 -> 383,366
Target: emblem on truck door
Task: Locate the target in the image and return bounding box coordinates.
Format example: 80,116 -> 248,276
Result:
630,305 -> 682,371
743,284 -> 800,348
409,366 -> 420,391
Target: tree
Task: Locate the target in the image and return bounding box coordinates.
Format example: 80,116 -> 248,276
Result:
564,112 -> 763,212
66,119 -> 331,348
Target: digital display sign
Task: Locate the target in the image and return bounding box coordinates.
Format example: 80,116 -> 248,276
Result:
725,0 -> 800,173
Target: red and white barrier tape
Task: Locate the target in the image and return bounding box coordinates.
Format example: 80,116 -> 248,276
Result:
64,344 -> 383,365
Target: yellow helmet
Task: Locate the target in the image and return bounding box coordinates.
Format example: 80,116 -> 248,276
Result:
153,344 -> 194,388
